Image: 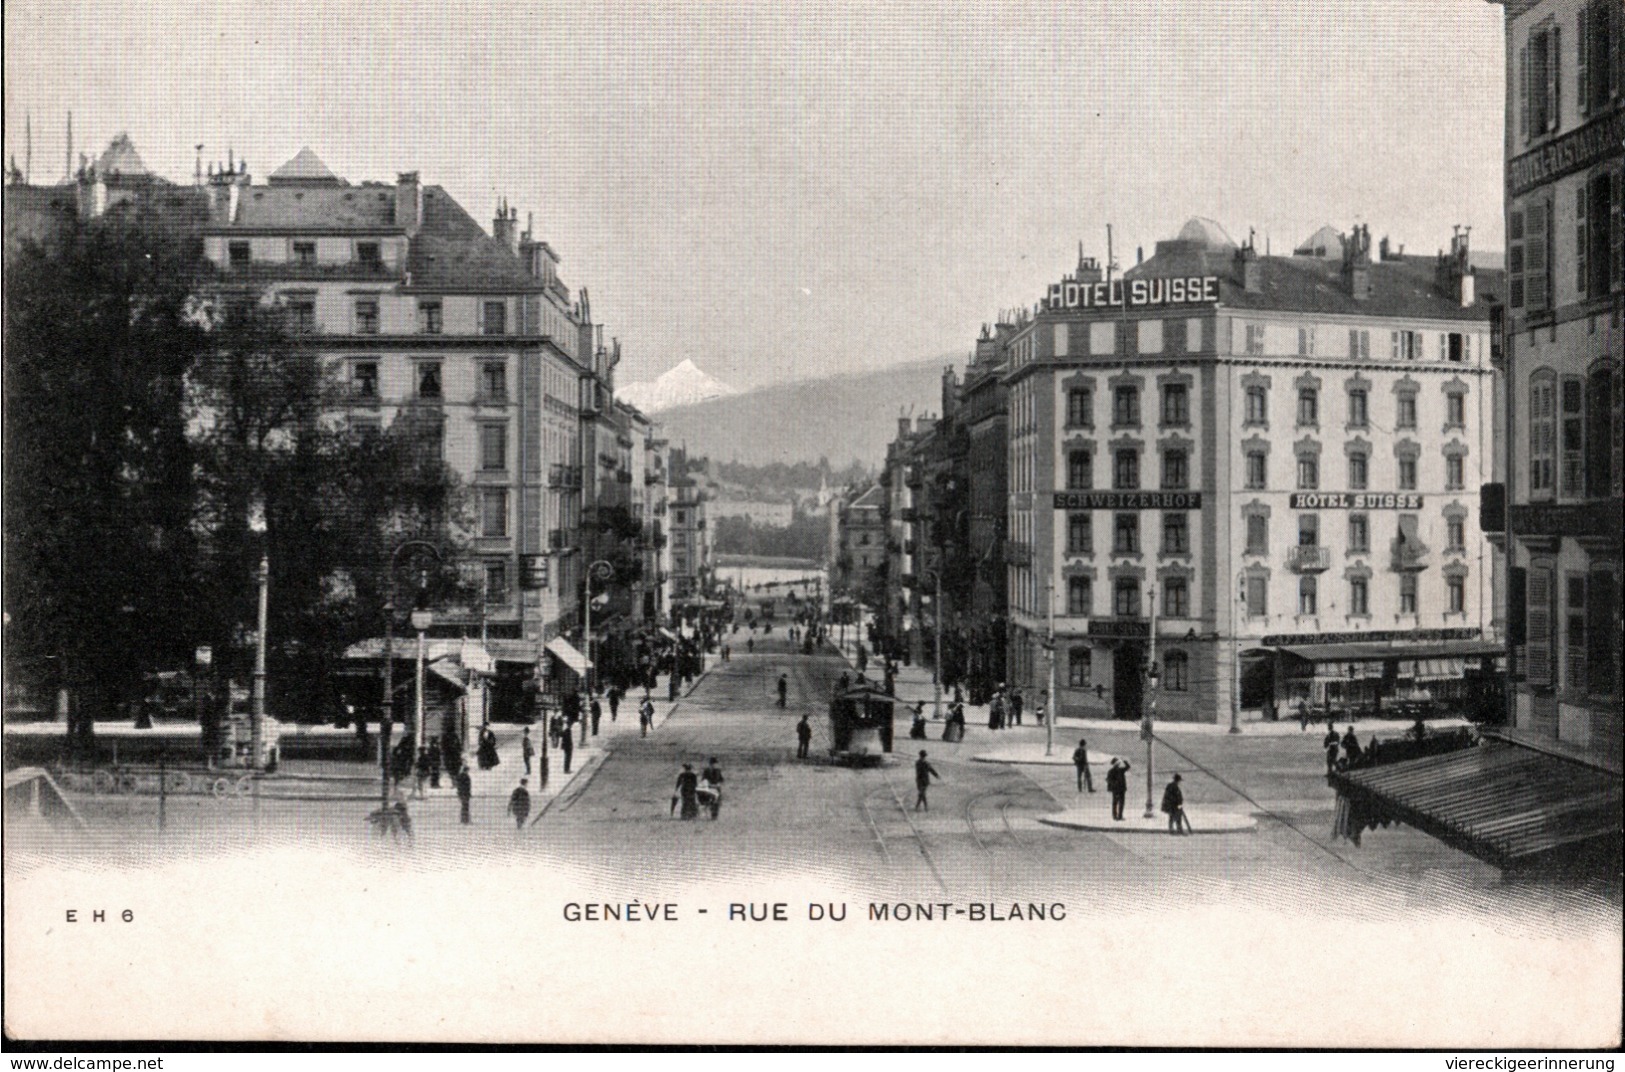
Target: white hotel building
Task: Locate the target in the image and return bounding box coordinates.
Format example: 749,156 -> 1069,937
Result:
1005,219 -> 1504,724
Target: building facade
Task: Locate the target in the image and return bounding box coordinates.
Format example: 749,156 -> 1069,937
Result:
1493,0 -> 1622,766
1006,221 -> 1505,724
198,153 -> 600,650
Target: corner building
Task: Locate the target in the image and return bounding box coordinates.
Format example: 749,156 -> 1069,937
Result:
1007,220 -> 1504,724
1491,0 -> 1622,765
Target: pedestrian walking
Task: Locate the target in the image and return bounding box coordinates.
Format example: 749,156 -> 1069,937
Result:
1105,758 -> 1130,820
639,696 -> 655,737
1160,772 -> 1190,834
507,778 -> 531,830
777,673 -> 788,709
608,685 -> 623,722
1010,688 -> 1024,727
455,765 -> 473,825
590,696 -> 602,737
1341,725 -> 1363,768
1325,735 -> 1341,776
701,757 -> 724,818
913,751 -> 941,811
673,763 -> 700,820
747,637 -> 755,654
478,725 -> 500,771
560,724 -> 574,773
1297,700 -> 1311,732
521,727 -> 534,775
1072,738 -> 1095,793
413,745 -> 431,798
796,714 -> 812,758
988,690 -> 1005,731
427,738 -> 443,789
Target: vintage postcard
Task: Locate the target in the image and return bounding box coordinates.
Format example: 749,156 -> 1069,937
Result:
3,0 -> 1621,1049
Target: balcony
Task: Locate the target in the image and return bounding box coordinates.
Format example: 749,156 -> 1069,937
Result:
1286,545 -> 1332,572
548,465 -> 583,489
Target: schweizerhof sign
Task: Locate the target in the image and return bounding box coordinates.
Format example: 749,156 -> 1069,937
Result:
1047,275 -> 1220,311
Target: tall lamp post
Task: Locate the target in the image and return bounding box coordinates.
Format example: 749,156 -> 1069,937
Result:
379,540 -> 443,804
922,569 -> 943,720
1231,571 -> 1246,734
1044,580 -> 1057,757
584,559 -> 613,694
248,498 -> 269,823
411,604 -> 433,761
1142,583 -> 1160,820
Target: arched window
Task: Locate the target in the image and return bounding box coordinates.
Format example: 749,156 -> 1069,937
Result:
1529,368 -> 1557,497
1162,651 -> 1189,691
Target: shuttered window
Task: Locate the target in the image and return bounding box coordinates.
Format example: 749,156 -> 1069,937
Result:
1526,566 -> 1554,687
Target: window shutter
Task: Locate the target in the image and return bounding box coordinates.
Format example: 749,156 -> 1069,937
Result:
1526,566 -> 1553,687
1577,183 -> 1589,296
1526,199 -> 1549,310
1549,26 -> 1561,132
1611,0 -> 1622,99
1519,43 -> 1530,141
1509,208 -> 1525,309
1611,169 -> 1623,291
1579,4 -> 1591,116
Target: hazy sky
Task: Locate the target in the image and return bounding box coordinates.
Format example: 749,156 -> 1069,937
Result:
5,0 -> 1506,391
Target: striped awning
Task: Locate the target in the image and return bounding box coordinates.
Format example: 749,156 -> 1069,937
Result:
1330,742 -> 1622,869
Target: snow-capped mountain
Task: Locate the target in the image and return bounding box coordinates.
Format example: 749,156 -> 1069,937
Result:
618,359 -> 739,413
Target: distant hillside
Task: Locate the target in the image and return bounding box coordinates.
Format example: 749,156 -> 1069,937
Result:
650,356 -> 952,467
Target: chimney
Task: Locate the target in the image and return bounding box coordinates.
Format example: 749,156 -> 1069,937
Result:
1343,223 -> 1372,301
395,171 -> 422,233
898,417 -> 912,439
1234,236 -> 1262,293
1444,225 -> 1475,307
492,198 -> 516,248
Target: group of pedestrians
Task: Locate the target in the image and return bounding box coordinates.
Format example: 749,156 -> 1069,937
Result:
1324,724 -> 1374,775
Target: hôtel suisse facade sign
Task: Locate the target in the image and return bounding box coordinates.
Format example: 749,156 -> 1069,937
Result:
1290,492 -> 1423,510
1047,275 -> 1221,311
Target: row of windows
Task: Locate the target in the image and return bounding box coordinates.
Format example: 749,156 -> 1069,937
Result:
1509,170 -> 1623,310
228,238 -> 392,270
1066,648 -> 1191,691
1064,383 -> 1187,428
350,358 -> 510,403
1064,448 -> 1189,491
1242,448 -> 1471,492
1527,365 -> 1617,500
1240,325 -> 1476,363
1243,513 -> 1468,556
1065,512 -> 1189,556
1241,573 -> 1465,618
1243,384 -> 1468,432
1518,2 -> 1620,147
277,295 -> 511,336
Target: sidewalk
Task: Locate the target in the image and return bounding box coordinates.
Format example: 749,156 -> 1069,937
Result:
828,630 -> 1472,739
398,650 -> 723,814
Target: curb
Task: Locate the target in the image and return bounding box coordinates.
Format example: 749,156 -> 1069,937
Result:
1037,811 -> 1259,834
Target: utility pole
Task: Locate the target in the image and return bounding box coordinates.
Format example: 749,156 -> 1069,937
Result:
1044,580 -> 1056,757
1142,584 -> 1159,819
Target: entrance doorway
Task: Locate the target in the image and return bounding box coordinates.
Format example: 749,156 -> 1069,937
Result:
1112,642 -> 1144,721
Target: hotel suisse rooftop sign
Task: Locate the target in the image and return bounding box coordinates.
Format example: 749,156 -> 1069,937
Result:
1047,275 -> 1221,311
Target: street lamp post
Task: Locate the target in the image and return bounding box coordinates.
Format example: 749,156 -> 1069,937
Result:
922,569 -> 943,720
1045,580 -> 1057,758
379,541 -> 443,805
411,605 -> 433,763
1231,571 -> 1246,735
248,499 -> 269,825
584,560 -> 613,695
1142,584 -> 1160,820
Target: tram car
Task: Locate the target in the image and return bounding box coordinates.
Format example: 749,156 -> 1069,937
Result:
827,681 -> 897,766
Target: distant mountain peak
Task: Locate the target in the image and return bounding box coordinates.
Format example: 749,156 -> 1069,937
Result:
619,360 -> 738,413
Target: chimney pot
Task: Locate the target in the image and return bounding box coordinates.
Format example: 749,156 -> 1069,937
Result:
395,171 -> 422,233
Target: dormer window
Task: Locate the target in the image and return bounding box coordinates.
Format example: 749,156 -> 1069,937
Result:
229,241 -> 251,267
356,241 -> 382,269
293,241 -> 316,267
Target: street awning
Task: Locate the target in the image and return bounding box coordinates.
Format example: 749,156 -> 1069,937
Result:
545,636 -> 593,675
344,637 -> 540,665
1273,640 -> 1506,664
427,658 -> 468,692
1329,741 -> 1622,869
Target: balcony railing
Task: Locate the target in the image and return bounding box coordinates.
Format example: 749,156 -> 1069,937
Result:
1286,545 -> 1332,572
548,465 -> 583,489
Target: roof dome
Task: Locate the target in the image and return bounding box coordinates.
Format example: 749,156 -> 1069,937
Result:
95,133 -> 149,178
269,147 -> 341,185
1175,216 -> 1236,250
